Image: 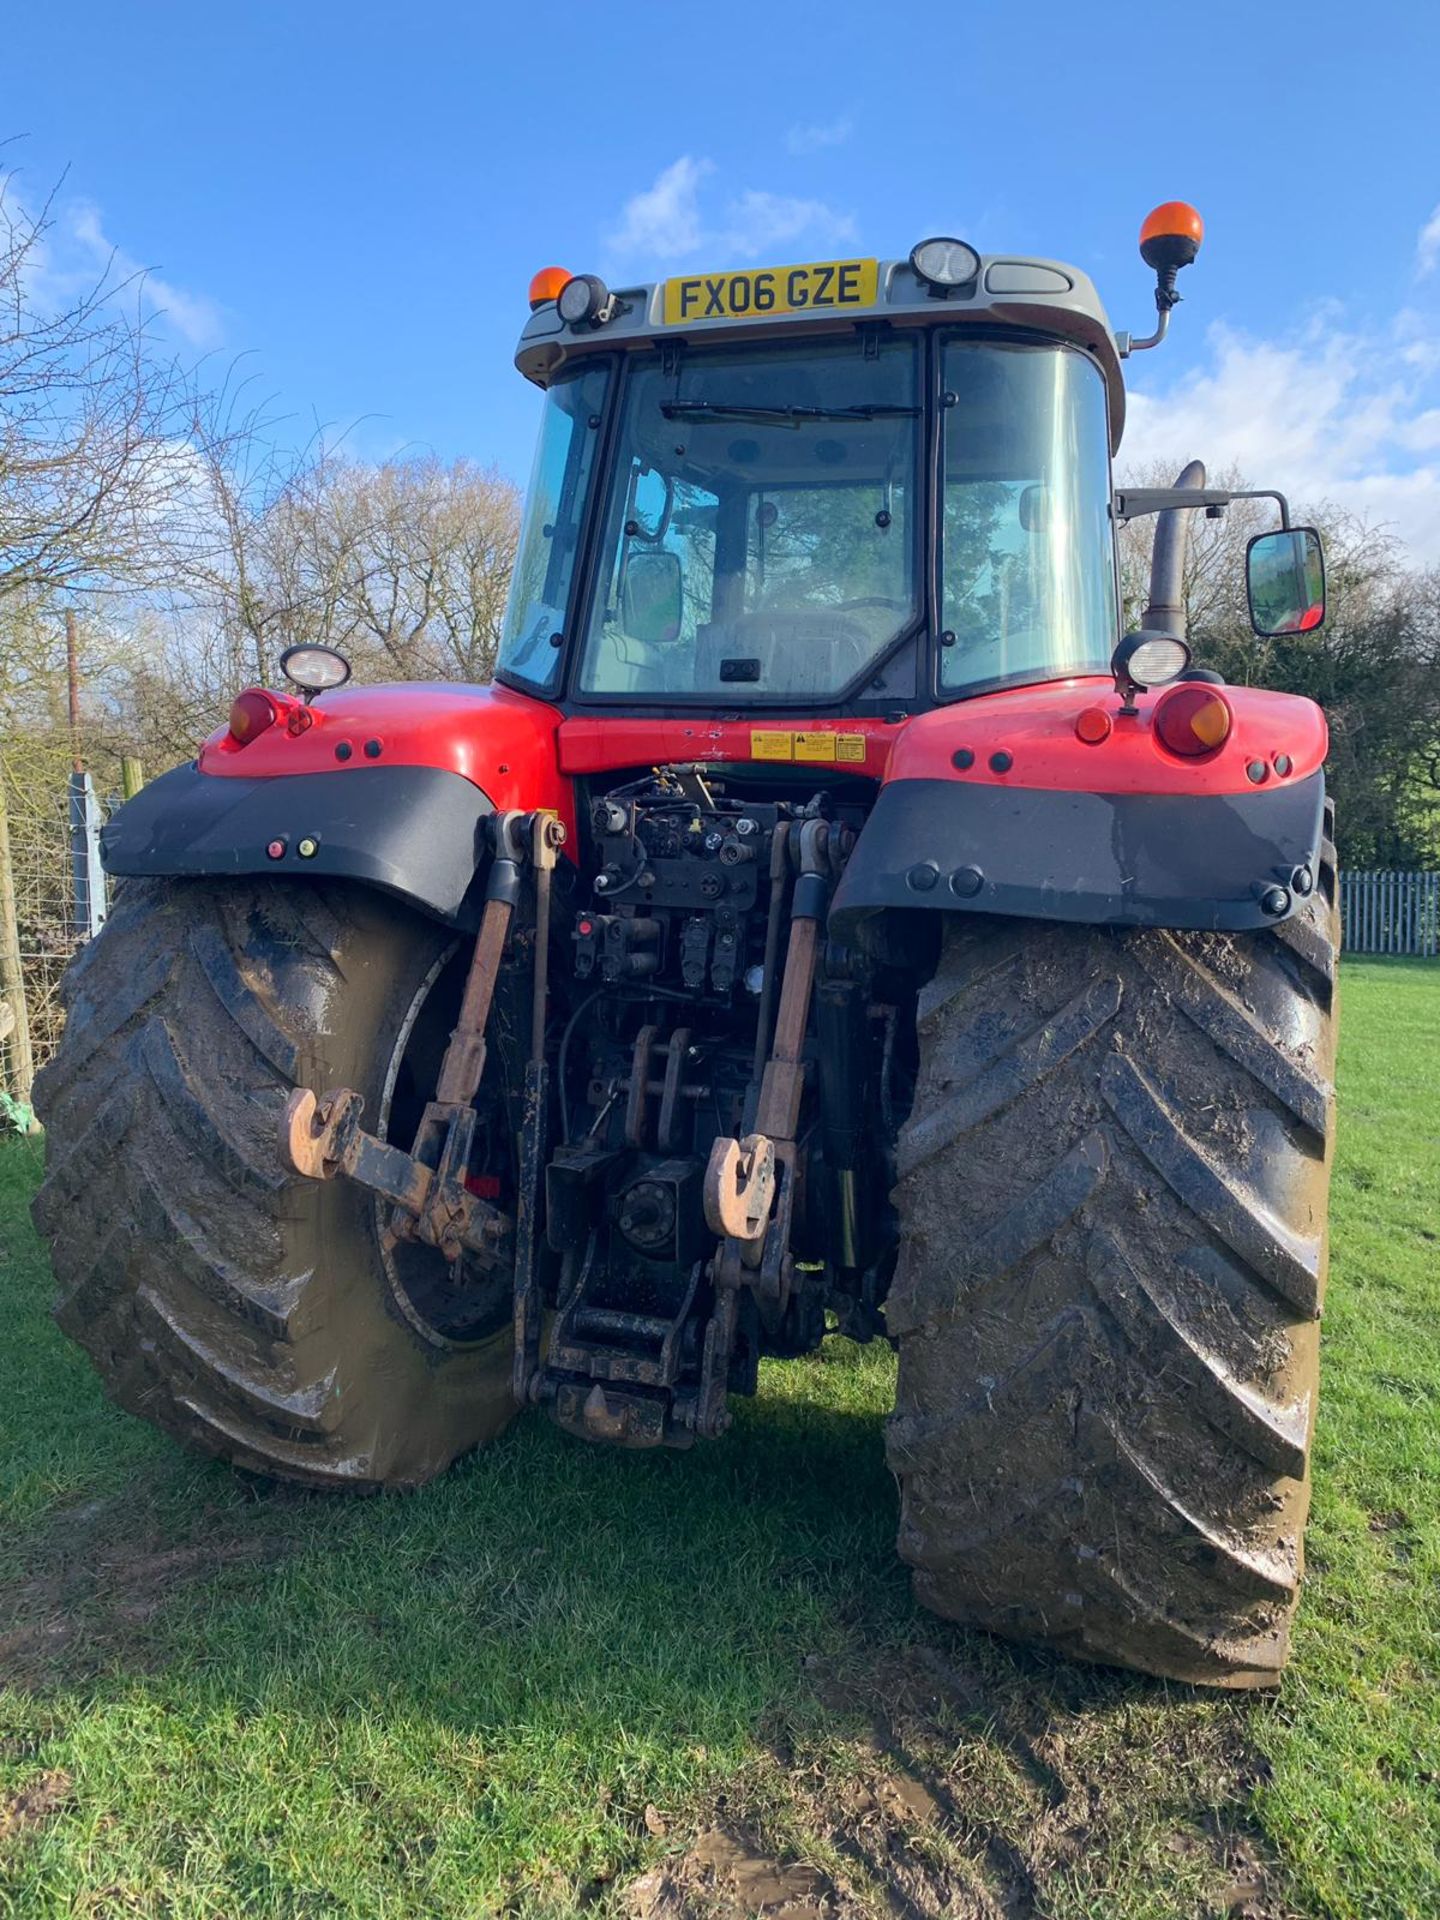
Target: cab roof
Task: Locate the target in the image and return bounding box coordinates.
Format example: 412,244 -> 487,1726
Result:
515,252 -> 1127,449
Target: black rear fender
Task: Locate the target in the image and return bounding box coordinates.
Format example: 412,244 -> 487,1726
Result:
101,763 -> 496,927
830,771 -> 1327,943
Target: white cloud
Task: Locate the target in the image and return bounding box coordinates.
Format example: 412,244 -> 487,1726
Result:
713,189 -> 856,261
1123,313 -> 1440,565
67,201 -> 223,349
604,156 -> 714,265
1,172 -> 223,350
1417,202 -> 1440,278
604,156 -> 855,270
785,118 -> 852,156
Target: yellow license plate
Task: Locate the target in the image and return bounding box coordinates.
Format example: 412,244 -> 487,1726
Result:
662,258 -> 879,326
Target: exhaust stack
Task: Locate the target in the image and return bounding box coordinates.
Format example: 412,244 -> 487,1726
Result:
1142,459 -> 1206,640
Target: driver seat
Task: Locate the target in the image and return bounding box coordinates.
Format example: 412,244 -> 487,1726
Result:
693,609 -> 872,696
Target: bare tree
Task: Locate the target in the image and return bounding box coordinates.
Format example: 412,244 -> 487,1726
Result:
320,456 -> 519,682
0,170 -> 199,608
169,413 -> 520,692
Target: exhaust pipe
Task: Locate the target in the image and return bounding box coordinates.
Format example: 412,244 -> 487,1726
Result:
1141,459 -> 1205,639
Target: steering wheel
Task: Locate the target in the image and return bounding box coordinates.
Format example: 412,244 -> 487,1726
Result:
832,596 -> 909,613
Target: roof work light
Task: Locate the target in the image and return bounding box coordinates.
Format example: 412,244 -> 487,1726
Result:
557,274 -> 614,327
909,237 -> 982,292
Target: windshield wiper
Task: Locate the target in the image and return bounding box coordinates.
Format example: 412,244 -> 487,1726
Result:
659,401 -> 919,426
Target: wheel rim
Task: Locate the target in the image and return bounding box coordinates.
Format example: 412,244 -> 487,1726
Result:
374,942 -> 515,1350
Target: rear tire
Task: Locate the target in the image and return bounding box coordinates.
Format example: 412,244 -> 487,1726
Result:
32,878 -> 517,1488
886,824 -> 1338,1686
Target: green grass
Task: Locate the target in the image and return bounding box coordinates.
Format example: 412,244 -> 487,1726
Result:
0,957 -> 1436,1918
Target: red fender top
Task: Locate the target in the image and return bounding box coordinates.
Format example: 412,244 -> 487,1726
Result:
200,675 -> 1328,811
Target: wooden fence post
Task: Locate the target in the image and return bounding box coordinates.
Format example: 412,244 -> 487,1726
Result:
121,756 -> 144,800
0,774 -> 38,1115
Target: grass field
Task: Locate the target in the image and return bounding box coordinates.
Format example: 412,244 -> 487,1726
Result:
0,956 -> 1436,1919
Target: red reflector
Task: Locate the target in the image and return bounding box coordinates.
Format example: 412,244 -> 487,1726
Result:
1154,684 -> 1233,757
1075,706 -> 1112,744
229,688 -> 277,744
464,1172 -> 502,1200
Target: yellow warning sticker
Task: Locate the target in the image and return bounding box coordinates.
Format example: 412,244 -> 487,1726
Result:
794,732 -> 837,763
750,730 -> 794,761
750,729 -> 870,764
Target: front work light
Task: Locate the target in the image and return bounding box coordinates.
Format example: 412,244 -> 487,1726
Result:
1112,631 -> 1191,697
557,273 -> 613,326
280,645 -> 352,696
909,237 -> 981,290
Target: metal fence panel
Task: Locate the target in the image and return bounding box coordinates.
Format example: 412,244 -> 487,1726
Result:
1340,871 -> 1439,956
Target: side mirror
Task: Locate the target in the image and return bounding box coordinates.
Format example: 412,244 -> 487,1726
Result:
620,548 -> 683,645
628,464 -> 674,543
1247,527 -> 1326,637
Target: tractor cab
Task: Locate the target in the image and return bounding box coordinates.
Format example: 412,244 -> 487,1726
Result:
497,243 -> 1125,716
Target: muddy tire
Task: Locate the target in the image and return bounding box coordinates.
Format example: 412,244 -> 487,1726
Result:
886,823 -> 1338,1687
32,878 -> 517,1488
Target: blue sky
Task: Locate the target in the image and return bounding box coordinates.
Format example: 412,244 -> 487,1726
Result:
9,0 -> 1440,558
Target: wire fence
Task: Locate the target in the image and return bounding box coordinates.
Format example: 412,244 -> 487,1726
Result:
1340,870 -> 1440,957
0,737 -> 125,1114
2,744 -> 84,1080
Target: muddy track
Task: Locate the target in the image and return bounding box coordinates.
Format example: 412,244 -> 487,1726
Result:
619,1643 -> 1297,1919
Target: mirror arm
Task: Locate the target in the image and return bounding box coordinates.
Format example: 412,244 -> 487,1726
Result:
1114,486 -> 1291,529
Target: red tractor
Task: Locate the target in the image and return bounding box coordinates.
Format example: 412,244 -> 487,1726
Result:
34,204 -> 1337,1687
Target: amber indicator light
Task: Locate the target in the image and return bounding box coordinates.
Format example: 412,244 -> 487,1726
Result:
1154,684 -> 1233,757
1140,201 -> 1205,255
1075,706 -> 1113,744
528,266 -> 572,309
229,689 -> 276,744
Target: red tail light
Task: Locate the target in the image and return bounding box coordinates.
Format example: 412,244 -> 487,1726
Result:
1154,684 -> 1233,757
228,688 -> 277,744
1074,705 -> 1113,744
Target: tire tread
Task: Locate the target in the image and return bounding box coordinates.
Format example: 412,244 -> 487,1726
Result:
888,838 -> 1338,1687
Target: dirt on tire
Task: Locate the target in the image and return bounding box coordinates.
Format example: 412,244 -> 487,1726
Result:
886,816 -> 1339,1686
31,877 -> 516,1488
